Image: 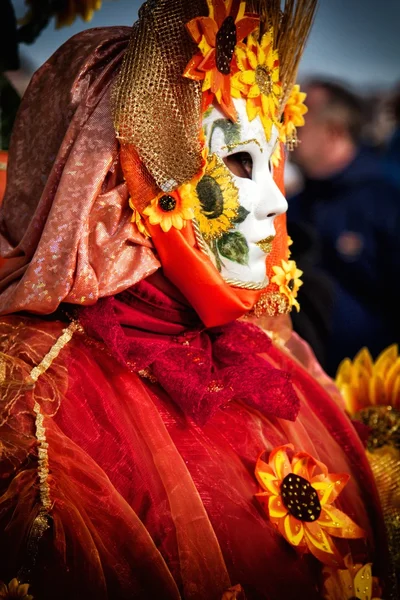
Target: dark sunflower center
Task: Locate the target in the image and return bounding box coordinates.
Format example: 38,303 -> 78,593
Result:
196,175 -> 224,219
280,474 -> 321,522
288,278 -> 295,291
255,65 -> 273,96
159,195 -> 176,212
216,16 -> 237,75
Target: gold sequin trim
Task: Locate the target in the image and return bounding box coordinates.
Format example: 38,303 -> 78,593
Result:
221,138 -> 263,153
27,321 -> 82,384
33,401 -> 51,511
26,321 -> 81,511
0,161 -> 6,171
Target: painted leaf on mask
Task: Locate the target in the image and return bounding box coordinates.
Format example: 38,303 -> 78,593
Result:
232,205 -> 250,224
217,231 -> 249,265
210,119 -> 241,147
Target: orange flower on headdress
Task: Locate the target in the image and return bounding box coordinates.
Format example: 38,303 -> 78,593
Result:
184,0 -> 259,120
281,84 -> 308,150
322,556 -> 382,600
231,29 -> 281,140
255,445 -> 365,566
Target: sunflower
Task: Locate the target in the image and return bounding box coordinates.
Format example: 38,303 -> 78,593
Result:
271,259 -> 303,312
0,578 -> 33,600
322,556 -> 382,600
231,29 -> 281,140
23,0 -> 102,29
181,153 -> 239,241
184,0 -> 259,120
255,445 -> 365,567
280,84 -> 308,150
143,191 -> 195,233
336,344 -> 400,416
129,198 -> 151,238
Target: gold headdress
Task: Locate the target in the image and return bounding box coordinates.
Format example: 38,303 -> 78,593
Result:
112,0 -> 317,323
112,0 -> 317,196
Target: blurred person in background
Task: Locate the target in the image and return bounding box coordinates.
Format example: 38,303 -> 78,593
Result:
384,85 -> 400,188
288,79 -> 400,375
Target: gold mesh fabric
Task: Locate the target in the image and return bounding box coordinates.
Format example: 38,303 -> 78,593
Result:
112,0 -> 208,192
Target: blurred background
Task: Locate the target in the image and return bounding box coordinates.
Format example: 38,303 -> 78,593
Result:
0,0 -> 399,374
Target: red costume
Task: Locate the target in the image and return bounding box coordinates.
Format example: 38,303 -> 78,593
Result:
0,3 -> 391,599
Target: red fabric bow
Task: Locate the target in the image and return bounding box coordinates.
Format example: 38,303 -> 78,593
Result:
78,278 -> 299,425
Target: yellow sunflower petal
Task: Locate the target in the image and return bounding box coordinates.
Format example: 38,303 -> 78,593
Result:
269,445 -> 293,480
268,495 -> 288,518
171,214 -> 184,230
353,564 -> 373,600
256,468 -> 280,495
248,83 -> 261,98
283,514 -> 304,546
159,216 -> 172,232
320,506 -> 366,539
353,347 -> 374,376
241,70 -> 256,85
246,99 -> 259,122
304,522 -> 335,554
247,49 -> 258,70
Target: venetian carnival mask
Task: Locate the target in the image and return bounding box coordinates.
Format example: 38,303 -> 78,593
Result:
114,0 -> 315,326
199,97 -> 287,286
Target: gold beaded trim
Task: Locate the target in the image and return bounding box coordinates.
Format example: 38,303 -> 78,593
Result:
28,321 -> 81,384
26,321 -> 81,510
192,219 -> 268,291
0,161 -> 6,171
249,291 -> 290,317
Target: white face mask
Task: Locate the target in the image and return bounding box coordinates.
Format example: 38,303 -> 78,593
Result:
197,97 -> 288,287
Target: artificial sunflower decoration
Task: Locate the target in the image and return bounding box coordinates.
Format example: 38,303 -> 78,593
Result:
271,259 -> 303,312
23,0 -> 102,29
232,30 -> 281,141
280,84 -> 308,150
184,0 -> 259,121
322,556 -> 382,600
336,345 -> 400,417
143,190 -> 195,233
185,153 -> 240,241
0,578 -> 33,600
255,445 -> 365,566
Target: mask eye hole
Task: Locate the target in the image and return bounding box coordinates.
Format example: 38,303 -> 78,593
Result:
223,152 -> 253,179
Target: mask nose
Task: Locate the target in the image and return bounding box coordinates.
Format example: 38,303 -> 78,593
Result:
254,176 -> 288,220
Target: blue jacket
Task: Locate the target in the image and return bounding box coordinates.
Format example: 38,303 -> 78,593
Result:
288,148 -> 400,373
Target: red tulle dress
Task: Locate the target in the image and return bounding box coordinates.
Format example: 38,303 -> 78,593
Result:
0,276 -> 387,600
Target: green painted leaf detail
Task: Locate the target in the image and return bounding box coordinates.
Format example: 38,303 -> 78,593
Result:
210,118 -> 241,146
217,231 -> 249,265
232,205 -> 250,224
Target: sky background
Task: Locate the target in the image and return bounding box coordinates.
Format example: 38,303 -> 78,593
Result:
11,0 -> 400,91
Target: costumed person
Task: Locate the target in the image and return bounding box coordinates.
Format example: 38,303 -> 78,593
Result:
0,1 -> 394,598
